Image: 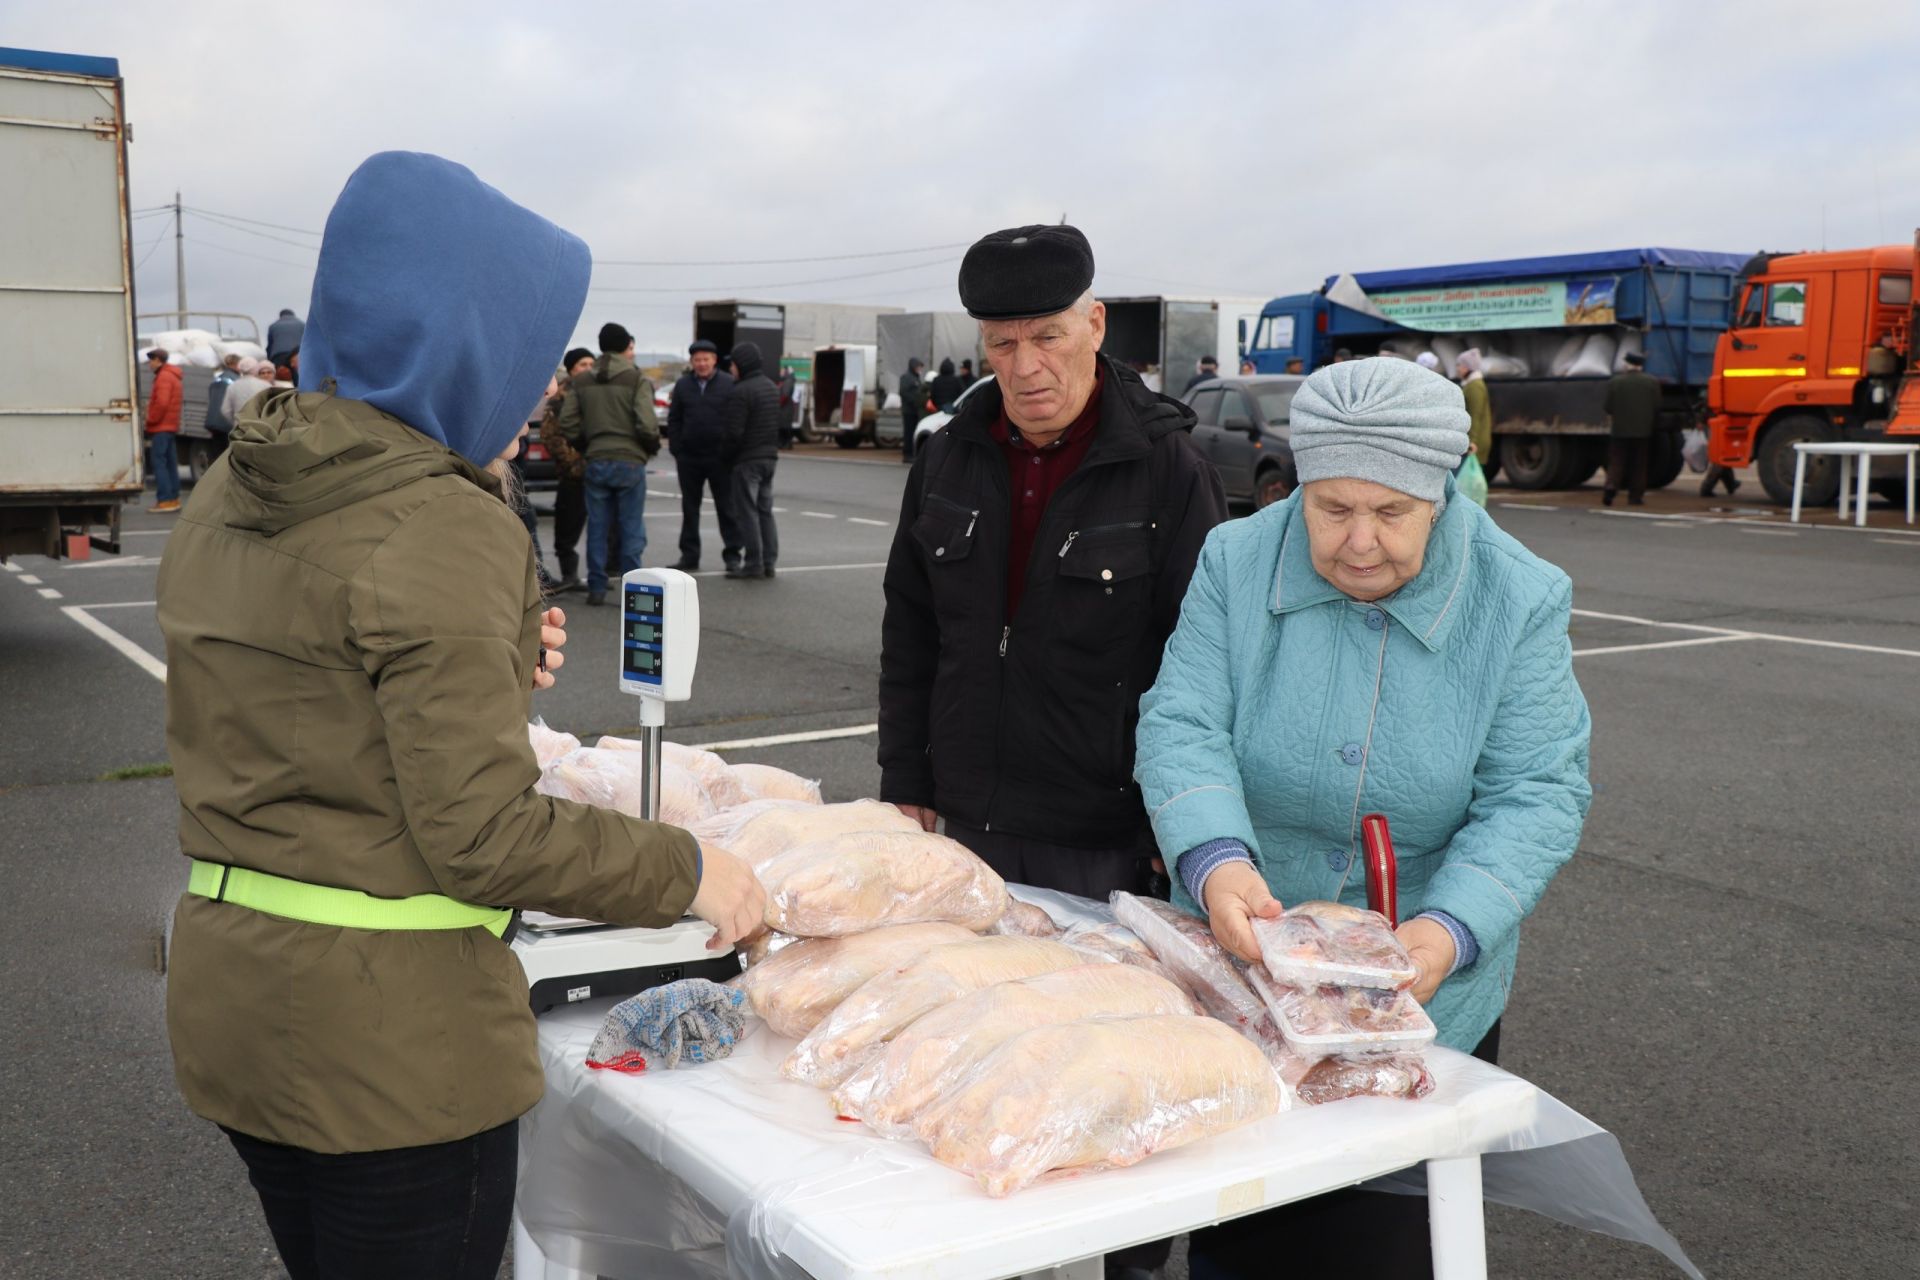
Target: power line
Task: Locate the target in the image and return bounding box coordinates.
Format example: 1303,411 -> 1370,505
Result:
182,204 -> 322,237
597,242 -> 970,267
186,207 -> 321,252
133,223 -> 170,270
587,253 -> 962,295
183,235 -> 316,273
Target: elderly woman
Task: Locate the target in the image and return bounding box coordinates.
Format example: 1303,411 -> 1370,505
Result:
1134,358 -> 1590,1279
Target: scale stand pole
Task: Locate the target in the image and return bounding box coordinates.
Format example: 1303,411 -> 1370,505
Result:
638,697 -> 666,824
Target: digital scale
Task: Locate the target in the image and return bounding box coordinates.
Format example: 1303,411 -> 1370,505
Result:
512,568 -> 744,1014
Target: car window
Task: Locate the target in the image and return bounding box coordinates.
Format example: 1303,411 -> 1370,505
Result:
1219,390 -> 1253,426
1765,281 -> 1807,327
1187,387 -> 1223,426
1254,315 -> 1296,350
1734,283 -> 1765,329
1254,386 -> 1296,423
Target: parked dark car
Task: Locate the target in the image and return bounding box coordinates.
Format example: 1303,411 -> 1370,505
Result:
1181,374 -> 1302,508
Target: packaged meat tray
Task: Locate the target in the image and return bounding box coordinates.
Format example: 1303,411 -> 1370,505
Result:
1283,1051 -> 1436,1105
1109,892 -> 1267,1031
1246,963 -> 1435,1056
1251,900 -> 1417,991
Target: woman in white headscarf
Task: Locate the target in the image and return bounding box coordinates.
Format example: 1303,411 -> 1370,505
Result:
221,358 -> 278,427
1453,348 -> 1492,466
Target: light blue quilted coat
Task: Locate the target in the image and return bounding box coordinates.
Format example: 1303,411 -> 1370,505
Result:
1135,483 -> 1591,1051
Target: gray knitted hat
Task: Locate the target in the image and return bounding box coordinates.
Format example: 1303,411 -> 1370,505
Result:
1289,359 -> 1470,503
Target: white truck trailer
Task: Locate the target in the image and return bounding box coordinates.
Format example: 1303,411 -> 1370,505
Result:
0,47 -> 141,562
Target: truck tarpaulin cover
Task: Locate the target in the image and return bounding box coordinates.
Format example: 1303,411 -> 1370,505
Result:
1328,248 -> 1752,293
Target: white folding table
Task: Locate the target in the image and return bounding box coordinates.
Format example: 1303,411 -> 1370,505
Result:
513,1001 -> 1699,1280
1790,441 -> 1920,526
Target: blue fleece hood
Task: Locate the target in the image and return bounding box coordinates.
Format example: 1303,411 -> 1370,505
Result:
298,151 -> 591,464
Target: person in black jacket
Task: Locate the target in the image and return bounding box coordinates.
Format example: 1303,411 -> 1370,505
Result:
665,338 -> 744,571
898,358 -> 929,464
928,357 -> 966,412
723,341 -> 782,579
880,223 -> 1228,899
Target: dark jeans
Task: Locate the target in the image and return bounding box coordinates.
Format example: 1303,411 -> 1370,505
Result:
732,456 -> 779,569
147,431 -> 180,503
552,475 -> 587,579
901,407 -> 923,462
1188,1021 -> 1504,1280
584,457 -> 649,593
1606,437 -> 1649,503
222,1121 -> 516,1280
676,455 -> 744,568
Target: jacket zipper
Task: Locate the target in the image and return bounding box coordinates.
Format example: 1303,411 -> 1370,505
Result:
1057,519 -> 1148,557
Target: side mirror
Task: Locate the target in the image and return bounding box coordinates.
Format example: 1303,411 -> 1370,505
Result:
1222,414 -> 1253,431
1237,318 -> 1248,349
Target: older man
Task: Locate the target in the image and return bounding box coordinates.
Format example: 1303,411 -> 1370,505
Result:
880,223 -> 1227,899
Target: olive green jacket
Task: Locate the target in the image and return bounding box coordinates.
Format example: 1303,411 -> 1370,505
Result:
1461,376 -> 1493,466
1603,370 -> 1661,440
559,352 -> 660,464
157,389 -> 700,1153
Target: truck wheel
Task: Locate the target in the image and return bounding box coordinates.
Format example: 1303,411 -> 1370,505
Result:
186,440 -> 215,484
833,432 -> 862,450
1482,438 -> 1501,484
1756,415 -> 1838,506
1647,433 -> 1685,490
1558,438 -> 1603,489
1254,464 -> 1294,509
1499,435 -> 1566,490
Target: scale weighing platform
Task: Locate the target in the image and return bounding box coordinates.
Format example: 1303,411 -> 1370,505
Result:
512,568 -> 742,1014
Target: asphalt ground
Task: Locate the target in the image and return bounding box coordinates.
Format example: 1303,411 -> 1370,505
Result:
2,450 -> 1916,1278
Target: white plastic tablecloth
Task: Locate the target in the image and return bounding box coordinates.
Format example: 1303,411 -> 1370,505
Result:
515,1001 -> 1700,1280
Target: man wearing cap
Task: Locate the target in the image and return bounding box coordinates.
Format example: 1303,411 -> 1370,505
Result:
666,339 -> 744,571
1602,349 -> 1659,507
880,222 -> 1228,912
1183,354 -> 1220,393
560,323 -> 660,604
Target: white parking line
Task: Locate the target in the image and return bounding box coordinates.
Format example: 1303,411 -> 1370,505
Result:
1738,527 -> 1802,537
18,574 -> 41,584
37,587 -> 62,599
799,511 -> 837,519
1571,607 -> 1920,659
847,517 -> 890,527
695,723 -> 878,751
1495,502 -> 1561,511
1572,635 -> 1754,658
1591,508 -> 1692,522
62,555 -> 162,570
60,605 -> 166,682
1873,538 -> 1920,547
84,600 -> 157,609
1,562 -> 19,573
121,530 -> 172,537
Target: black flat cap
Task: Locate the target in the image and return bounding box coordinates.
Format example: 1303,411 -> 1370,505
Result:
1623,351 -> 1646,366
689,338 -> 719,355
959,224 -> 1095,320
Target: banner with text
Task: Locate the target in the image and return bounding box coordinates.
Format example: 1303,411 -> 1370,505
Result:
1369,275 -> 1619,331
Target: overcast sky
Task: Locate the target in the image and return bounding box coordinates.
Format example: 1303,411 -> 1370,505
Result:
14,0 -> 1920,353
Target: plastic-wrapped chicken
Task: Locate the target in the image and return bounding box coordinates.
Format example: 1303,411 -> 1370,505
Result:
536,748 -> 717,826
915,1015 -> 1285,1197
732,922 -> 977,1038
527,720 -> 580,769
1110,892 -> 1267,1030
985,898 -> 1059,938
833,964 -> 1198,1136
729,762 -> 824,805
784,937 -> 1085,1088
1252,901 -> 1417,991
1246,963 -> 1435,1056
597,737 -> 750,809
1283,1052 -> 1435,1105
1059,923 -> 1181,987
698,799 -> 923,869
738,930 -> 801,969
758,830 -> 1008,938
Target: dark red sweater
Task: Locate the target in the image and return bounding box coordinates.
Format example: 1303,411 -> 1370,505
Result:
989,364 -> 1104,619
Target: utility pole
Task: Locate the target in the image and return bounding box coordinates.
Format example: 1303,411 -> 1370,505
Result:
173,190 -> 187,326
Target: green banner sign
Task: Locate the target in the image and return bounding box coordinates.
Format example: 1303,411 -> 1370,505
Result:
1370,276 -> 1618,332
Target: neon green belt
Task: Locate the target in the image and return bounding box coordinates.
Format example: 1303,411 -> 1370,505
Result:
187,859 -> 512,937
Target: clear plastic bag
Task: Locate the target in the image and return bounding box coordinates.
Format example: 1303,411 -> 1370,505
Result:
832,963 -> 1199,1137
731,922 -> 977,1039
986,898 -> 1059,938
913,1014 -> 1286,1197
729,763 -> 824,806
1110,892 -> 1267,1030
537,748 -> 718,826
598,736 -> 752,809
1281,1050 -> 1436,1105
692,799 -> 922,870
527,719 -> 580,769
1252,901 -> 1417,991
783,937 -> 1086,1088
1247,963 -> 1436,1056
757,830 -> 1008,938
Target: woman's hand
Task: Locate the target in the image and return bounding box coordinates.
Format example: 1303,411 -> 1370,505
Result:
1201,861 -> 1284,964
1395,916 -> 1457,1005
687,843 -> 767,952
533,606 -> 566,691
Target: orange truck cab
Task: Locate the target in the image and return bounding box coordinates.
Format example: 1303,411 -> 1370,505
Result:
1707,236 -> 1916,504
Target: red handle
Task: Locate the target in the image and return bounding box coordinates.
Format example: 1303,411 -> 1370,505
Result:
1361,812 -> 1398,927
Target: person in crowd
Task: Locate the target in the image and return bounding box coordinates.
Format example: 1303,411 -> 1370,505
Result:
721,340 -> 782,579
1332,347 -> 1354,363
222,358 -> 276,427
666,338 -> 744,571
204,352 -> 242,451
899,356 -> 929,464
561,322 -> 661,605
265,307 -> 304,368
509,399 -> 549,589
286,347 -> 301,384
957,357 -> 977,390
1455,348 -> 1493,469
775,362 -> 799,448
929,356 -> 966,413
156,151 -> 763,1280
540,347 -> 596,591
1602,350 -> 1657,507
1134,358 -> 1591,1280
143,348 -> 183,513
1183,354 -> 1220,393
1415,351 -> 1442,373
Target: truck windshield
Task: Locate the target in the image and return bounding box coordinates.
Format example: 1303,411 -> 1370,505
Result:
1253,315 -> 1295,350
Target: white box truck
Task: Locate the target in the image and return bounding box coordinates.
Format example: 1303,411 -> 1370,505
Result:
0,47 -> 141,562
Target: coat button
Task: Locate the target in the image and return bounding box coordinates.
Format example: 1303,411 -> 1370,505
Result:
1365,609 -> 1386,631
934,546 -> 946,557
1100,568 -> 1113,581
1326,849 -> 1349,872
1339,743 -> 1363,766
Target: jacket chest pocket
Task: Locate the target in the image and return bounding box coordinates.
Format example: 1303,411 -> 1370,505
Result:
912,494 -> 982,627
1050,520 -> 1153,662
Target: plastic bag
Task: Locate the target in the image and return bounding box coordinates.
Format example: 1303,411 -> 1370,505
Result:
731,922 -> 976,1039
729,763 -> 824,806
696,799 -> 922,869
914,1015 -> 1285,1197
784,937 -> 1086,1088
598,737 -> 751,810
1247,963 -> 1435,1056
1682,428 -> 1708,474
1567,332 -> 1617,377
527,719 -> 581,769
536,748 -> 717,826
586,978 -> 750,1072
1110,892 -> 1266,1030
832,963 -> 1200,1137
1457,453 -> 1489,507
1282,1050 -> 1436,1105
757,830 -> 1008,938
1252,900 -> 1416,991
985,898 -> 1059,938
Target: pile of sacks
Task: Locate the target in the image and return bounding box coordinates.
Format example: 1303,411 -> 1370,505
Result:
1381,328 -> 1645,379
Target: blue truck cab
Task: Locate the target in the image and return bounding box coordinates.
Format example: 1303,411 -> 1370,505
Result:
1242,249 -> 1750,490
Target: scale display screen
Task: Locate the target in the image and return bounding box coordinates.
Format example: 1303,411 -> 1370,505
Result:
626,619 -> 661,644
623,587 -> 666,684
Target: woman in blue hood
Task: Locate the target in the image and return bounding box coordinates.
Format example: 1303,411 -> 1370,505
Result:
156,152 -> 765,1279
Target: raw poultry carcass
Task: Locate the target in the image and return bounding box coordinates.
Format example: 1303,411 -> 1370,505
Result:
536,749 -> 716,826
729,762 -> 823,805
597,737 -> 751,809
697,799 -> 923,869
833,963 -> 1197,1137
732,922 -> 977,1038
784,937 -> 1086,1088
915,1014 -> 1284,1196
526,721 -> 580,769
985,898 -> 1059,938
758,830 -> 1008,937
